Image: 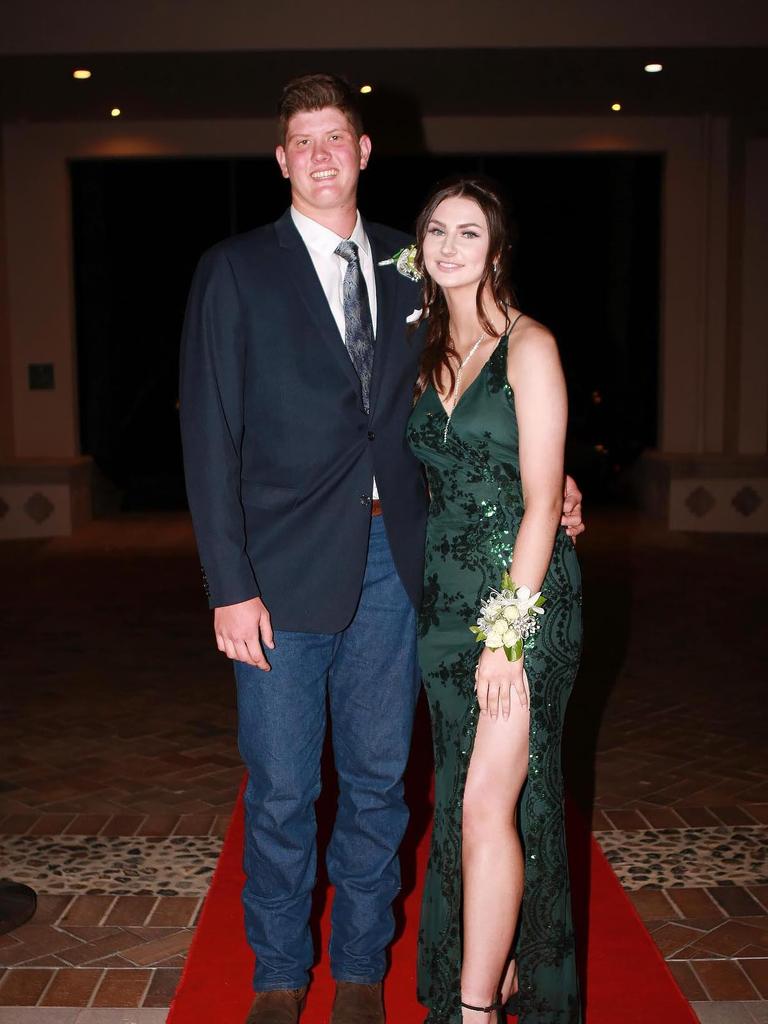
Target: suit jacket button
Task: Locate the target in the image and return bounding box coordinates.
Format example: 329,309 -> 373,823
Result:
368,431 -> 375,441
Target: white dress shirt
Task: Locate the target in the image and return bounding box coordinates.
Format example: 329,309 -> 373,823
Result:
290,206 -> 377,339
290,206 -> 380,499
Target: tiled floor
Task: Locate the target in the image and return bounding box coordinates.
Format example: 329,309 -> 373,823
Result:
1,507 -> 766,1022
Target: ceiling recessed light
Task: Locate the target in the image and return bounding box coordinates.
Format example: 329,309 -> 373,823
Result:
611,102 -> 622,112
644,63 -> 663,73
360,84 -> 373,94
73,69 -> 91,80
110,108 -> 121,118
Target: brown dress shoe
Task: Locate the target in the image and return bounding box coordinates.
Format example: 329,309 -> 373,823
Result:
330,981 -> 385,1024
245,986 -> 307,1024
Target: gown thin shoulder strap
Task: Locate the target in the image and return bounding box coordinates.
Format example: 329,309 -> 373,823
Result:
508,312 -> 525,335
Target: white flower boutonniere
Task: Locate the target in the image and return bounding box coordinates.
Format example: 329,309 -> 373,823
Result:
378,244 -> 422,282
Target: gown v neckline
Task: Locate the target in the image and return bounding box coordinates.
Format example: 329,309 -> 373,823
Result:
431,334 -> 507,420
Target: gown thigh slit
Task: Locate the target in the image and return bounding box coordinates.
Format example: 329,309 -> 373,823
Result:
408,333 -> 583,1024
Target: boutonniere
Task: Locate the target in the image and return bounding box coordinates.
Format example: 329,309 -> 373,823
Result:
378,244 -> 422,282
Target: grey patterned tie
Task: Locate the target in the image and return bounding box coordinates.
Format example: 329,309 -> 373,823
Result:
335,239 -> 375,413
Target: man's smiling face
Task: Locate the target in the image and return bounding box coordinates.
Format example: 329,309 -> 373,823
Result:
275,106 -> 371,218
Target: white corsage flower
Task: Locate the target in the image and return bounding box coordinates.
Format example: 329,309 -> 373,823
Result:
485,629 -> 504,650
469,571 -> 546,662
512,585 -> 546,618
378,244 -> 422,282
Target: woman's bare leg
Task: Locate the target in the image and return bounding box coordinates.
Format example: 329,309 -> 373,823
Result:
460,701 -> 529,1022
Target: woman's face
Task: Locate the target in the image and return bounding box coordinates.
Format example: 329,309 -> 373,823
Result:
421,196 -> 491,292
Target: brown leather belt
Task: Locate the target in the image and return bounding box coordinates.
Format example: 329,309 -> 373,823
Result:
371,498 -> 383,517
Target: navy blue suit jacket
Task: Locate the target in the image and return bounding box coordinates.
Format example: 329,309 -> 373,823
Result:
179,209 -> 428,632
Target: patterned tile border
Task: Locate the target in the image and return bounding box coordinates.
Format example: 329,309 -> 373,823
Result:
597,826 -> 768,889
0,836 -> 222,895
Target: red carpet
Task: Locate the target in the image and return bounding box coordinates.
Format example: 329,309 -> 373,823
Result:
168,772 -> 696,1023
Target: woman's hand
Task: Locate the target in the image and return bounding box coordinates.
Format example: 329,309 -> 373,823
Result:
475,646 -> 529,721
561,474 -> 585,539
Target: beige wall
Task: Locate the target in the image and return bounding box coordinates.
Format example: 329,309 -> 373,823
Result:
3,0 -> 767,51
3,126 -> 79,457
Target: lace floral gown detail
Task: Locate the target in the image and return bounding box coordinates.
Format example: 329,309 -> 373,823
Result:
407,335 -> 582,1024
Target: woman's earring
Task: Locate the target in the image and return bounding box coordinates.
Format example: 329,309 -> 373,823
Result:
492,261 -> 499,274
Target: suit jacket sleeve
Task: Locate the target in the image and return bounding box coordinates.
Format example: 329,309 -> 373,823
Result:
179,246 -> 260,608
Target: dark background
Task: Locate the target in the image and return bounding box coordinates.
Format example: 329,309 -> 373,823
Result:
71,153 -> 661,510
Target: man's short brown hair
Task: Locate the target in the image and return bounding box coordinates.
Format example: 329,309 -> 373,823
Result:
277,73 -> 364,144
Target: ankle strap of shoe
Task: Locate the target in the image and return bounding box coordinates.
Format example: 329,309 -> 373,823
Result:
461,1001 -> 502,1013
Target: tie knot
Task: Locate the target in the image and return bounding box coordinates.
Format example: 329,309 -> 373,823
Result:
335,239 -> 359,264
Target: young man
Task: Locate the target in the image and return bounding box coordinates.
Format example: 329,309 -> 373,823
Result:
179,74 -> 584,1024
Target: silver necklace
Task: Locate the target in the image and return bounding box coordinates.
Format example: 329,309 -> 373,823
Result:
443,333 -> 485,443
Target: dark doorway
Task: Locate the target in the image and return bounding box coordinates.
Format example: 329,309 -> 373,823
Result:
71,153 -> 660,510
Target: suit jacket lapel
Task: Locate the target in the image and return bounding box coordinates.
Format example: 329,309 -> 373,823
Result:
274,210 -> 363,398
366,223 -> 399,417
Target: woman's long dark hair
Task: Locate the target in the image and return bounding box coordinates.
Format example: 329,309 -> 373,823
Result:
413,175 -> 516,399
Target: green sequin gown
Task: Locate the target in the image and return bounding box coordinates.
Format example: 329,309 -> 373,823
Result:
407,333 -> 583,1024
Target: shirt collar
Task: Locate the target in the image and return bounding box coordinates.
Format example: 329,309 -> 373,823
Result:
290,207 -> 370,261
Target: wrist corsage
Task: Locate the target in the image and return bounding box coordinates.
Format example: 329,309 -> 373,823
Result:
469,572 -> 546,662
378,243 -> 422,282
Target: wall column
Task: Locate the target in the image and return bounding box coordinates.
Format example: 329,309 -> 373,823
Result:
647,122 -> 768,532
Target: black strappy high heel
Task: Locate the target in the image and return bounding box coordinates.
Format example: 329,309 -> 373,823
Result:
461,1000 -> 505,1018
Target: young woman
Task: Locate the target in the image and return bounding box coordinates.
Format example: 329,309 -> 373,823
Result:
407,177 -> 582,1024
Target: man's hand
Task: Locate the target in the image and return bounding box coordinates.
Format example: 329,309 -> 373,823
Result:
561,474 -> 585,539
214,596 -> 274,671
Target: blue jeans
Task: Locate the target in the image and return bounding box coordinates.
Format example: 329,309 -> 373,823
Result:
234,516 -> 421,991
